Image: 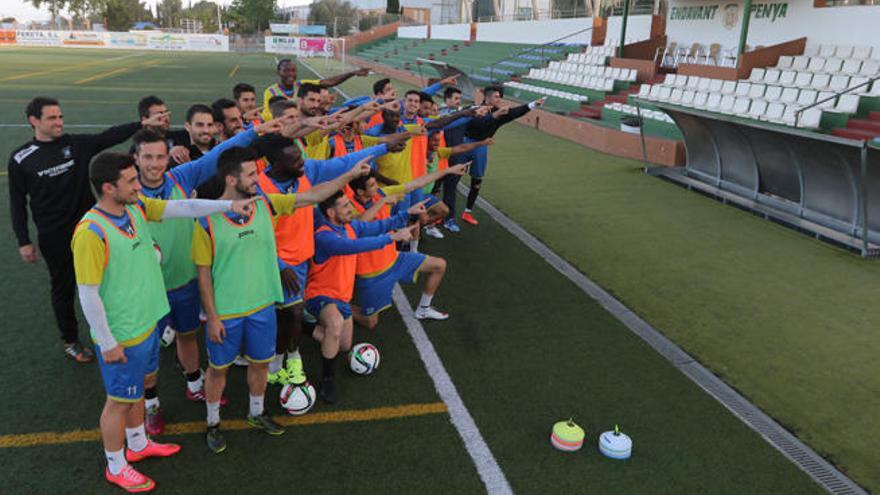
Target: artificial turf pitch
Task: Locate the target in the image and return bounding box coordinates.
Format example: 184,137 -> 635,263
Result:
0,47 -> 864,493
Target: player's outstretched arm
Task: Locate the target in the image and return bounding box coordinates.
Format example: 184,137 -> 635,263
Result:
295,160 -> 372,207
450,137 -> 494,156
318,67 -> 370,88
149,197 -> 256,220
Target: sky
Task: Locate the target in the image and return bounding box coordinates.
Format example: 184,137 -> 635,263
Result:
0,0 -> 312,23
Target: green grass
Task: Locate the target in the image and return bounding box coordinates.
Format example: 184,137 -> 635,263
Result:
0,47 -> 862,493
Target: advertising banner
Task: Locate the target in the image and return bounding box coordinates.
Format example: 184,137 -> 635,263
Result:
265,36 -> 335,56
10,30 -> 229,52
0,29 -> 16,44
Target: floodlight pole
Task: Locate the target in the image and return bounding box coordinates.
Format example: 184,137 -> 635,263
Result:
737,0 -> 753,56
618,0 -> 630,57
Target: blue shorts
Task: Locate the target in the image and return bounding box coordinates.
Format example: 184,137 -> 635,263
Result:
408,189 -> 441,210
279,261 -> 308,307
356,252 -> 427,316
95,327 -> 160,402
206,305 -> 277,368
158,279 -> 201,335
461,137 -> 489,178
305,296 -> 352,321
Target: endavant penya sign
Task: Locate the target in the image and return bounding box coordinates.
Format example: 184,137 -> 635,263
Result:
670,2 -> 788,25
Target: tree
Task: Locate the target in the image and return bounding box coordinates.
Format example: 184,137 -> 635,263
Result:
226,0 -> 276,34
358,12 -> 397,32
28,0 -> 67,27
188,2 -> 223,33
156,0 -> 183,28
308,0 -> 357,37
92,0 -> 152,31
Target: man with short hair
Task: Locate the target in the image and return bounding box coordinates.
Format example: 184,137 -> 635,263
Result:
260,58 -> 370,121
130,96 -> 190,162
130,118 -> 282,434
437,87 -> 467,232
253,132 -> 404,387
233,83 -> 260,125
8,96 -> 161,362
458,86 -> 545,226
73,151 -> 254,492
365,75 -> 459,128
307,191 -> 421,404
212,98 -> 244,141
193,146 -> 371,453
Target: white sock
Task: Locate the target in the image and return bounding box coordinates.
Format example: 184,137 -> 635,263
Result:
105,448 -> 127,475
419,293 -> 434,308
268,353 -> 284,374
187,370 -> 205,393
288,349 -> 301,360
145,397 -> 160,410
206,401 -> 221,427
125,424 -> 148,452
249,394 -> 264,417
410,240 -> 419,253
464,208 -> 472,213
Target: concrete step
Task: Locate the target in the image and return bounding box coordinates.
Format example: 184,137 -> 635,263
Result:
869,111 -> 880,121
847,119 -> 880,133
831,127 -> 880,141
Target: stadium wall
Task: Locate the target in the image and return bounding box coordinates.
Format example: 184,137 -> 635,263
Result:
667,0 -> 880,51
397,16 -> 652,45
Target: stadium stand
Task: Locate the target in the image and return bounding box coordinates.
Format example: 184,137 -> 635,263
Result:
635,44 -> 880,137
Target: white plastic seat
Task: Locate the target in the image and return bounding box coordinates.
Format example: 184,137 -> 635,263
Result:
670,88 -> 684,103
764,85 -> 783,101
748,99 -> 768,119
803,45 -> 820,57
781,105 -> 798,125
708,79 -> 723,93
853,45 -> 873,60
749,83 -> 766,99
686,76 -> 701,90
638,84 -> 652,98
780,87 -> 799,104
721,80 -> 737,95
849,77 -> 870,93
750,68 -> 766,82
601,78 -> 614,92
859,60 -> 880,76
865,82 -> 880,97
732,97 -> 751,116
792,56 -> 810,70
706,93 -> 722,111
778,70 -> 796,86
763,69 -> 781,84
795,72 -> 814,87
735,82 -> 752,97
829,75 -> 850,92
807,57 -> 826,72
693,91 -> 709,108
823,58 -> 843,74
681,90 -> 696,106
796,108 -> 822,129
797,89 -> 818,106
819,44 -> 836,57
841,59 -> 862,75
673,75 -> 688,87
697,77 -> 711,91
648,85 -> 662,100
817,91 -> 837,109
825,94 -> 860,114
835,45 -> 854,59
810,73 -> 831,90
719,95 -> 736,113
765,102 -> 785,122
777,56 -> 794,70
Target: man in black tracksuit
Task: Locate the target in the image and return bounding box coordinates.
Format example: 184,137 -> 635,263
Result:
7,97 -> 158,362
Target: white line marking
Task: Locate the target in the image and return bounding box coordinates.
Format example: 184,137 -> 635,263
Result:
463,185 -> 867,495
392,286 -> 514,495
106,53 -> 146,62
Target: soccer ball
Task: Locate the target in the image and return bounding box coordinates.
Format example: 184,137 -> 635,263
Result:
280,382 -> 316,415
349,342 -> 380,375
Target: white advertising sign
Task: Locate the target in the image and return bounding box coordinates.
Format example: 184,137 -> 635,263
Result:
265,36 -> 335,57
11,30 -> 229,52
